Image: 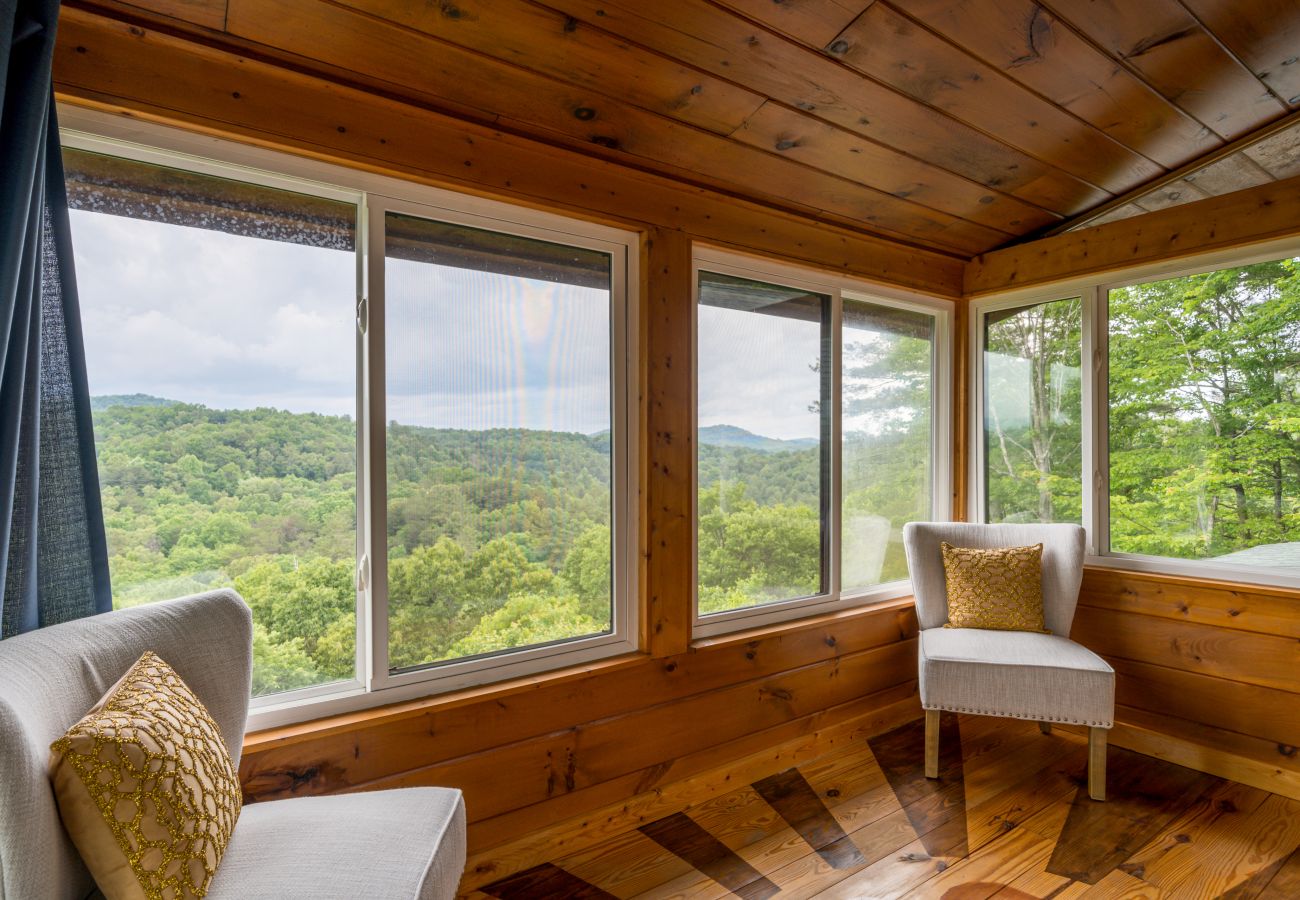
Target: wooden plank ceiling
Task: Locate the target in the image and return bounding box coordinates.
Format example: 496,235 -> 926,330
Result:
72,0 -> 1300,258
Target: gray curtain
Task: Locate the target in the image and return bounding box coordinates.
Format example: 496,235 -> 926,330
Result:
0,0 -> 111,637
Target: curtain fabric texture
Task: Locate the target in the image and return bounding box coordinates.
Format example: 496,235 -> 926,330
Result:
0,0 -> 111,637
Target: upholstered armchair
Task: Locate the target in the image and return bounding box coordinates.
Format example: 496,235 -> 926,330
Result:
0,590 -> 467,900
903,522 -> 1115,801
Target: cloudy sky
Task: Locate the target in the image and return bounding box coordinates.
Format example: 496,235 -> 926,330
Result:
70,209 -> 873,441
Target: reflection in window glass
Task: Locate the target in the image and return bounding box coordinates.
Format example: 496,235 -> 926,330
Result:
984,298 -> 1082,524
1109,258 -> 1300,568
696,271 -> 829,614
384,213 -> 614,672
65,147 -> 358,698
842,301 -> 934,590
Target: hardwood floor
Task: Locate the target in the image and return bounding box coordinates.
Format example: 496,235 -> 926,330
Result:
465,714 -> 1300,899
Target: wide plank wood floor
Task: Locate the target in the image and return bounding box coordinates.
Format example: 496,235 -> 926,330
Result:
466,714 -> 1300,899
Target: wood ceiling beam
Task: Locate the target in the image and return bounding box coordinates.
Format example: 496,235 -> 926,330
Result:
964,172 -> 1300,297
1042,108 -> 1300,237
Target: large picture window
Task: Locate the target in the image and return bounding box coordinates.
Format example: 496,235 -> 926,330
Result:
695,250 -> 950,635
974,250 -> 1300,584
62,116 -> 636,726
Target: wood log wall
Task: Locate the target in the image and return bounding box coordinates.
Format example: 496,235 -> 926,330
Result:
51,0 -> 1300,851
1071,568 -> 1300,800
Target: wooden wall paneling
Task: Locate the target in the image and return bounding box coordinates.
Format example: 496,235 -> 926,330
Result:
1071,605 -> 1300,693
334,640 -> 918,821
548,0 -> 1110,217
1079,567 -> 1300,639
820,3 -> 1164,192
1107,704 -> 1300,801
53,8 -> 965,297
1179,0 -> 1300,107
240,601 -> 918,795
964,174 -> 1300,296
112,0 -> 226,29
886,0 -> 1221,169
1039,0 -> 1286,139
463,686 -> 921,865
641,228 -> 693,657
1106,656 -> 1300,751
214,0 -> 1003,255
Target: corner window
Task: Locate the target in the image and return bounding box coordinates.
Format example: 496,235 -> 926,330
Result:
694,250 -> 951,636
62,116 -> 636,726
974,251 -> 1300,585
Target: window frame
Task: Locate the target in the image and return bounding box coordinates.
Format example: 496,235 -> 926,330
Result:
60,105 -> 639,731
970,236 -> 1300,590
691,246 -> 952,638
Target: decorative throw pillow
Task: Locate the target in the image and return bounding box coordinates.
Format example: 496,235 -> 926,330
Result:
940,542 -> 1050,633
49,652 -> 241,900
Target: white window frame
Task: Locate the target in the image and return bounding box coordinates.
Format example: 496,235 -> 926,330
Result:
692,246 -> 952,638
969,235 -> 1300,591
60,106 -> 639,731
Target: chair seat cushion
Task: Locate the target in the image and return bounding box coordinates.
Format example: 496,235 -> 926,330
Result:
205,788 -> 465,900
919,628 -> 1115,727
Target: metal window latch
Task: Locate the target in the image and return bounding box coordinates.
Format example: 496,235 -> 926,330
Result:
356,554 -> 370,592
357,296 -> 369,335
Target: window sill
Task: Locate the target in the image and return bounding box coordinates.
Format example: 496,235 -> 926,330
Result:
1084,554 -> 1300,596
243,595 -> 920,753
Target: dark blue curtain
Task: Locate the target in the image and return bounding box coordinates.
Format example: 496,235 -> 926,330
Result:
0,0 -> 111,637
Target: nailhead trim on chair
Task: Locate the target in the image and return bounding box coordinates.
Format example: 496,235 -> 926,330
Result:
923,704 -> 1112,728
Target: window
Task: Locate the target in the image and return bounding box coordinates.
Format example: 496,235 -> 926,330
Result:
62,113 -> 636,726
982,298 -> 1082,525
694,250 -> 950,635
974,249 -> 1300,585
1108,258 -> 1300,569
66,146 -> 360,701
696,271 -> 830,615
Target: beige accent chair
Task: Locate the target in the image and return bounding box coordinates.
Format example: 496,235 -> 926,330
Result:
903,522 -> 1114,801
0,590 -> 467,899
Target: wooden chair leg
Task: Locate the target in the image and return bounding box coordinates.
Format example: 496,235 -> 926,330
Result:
1088,727 -> 1107,801
1038,721 -> 1051,735
924,709 -> 940,779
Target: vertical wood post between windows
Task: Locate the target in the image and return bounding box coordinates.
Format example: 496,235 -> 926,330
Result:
641,228 -> 694,657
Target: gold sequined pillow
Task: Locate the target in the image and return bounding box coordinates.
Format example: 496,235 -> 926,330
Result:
940,542 -> 1050,633
49,652 -> 241,900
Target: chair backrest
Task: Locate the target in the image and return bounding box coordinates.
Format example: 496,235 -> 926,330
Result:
0,590 -> 252,900
903,522 -> 1086,636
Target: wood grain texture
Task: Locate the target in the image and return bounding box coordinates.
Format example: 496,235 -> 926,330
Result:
1071,605 -> 1300,693
896,0 -> 1220,170
965,174 -> 1300,295
54,7 -> 966,296
823,3 -> 1163,192
1041,0 -> 1286,139
1079,567 -> 1300,640
641,228 -> 692,657
218,0 -> 1005,255
547,0 -> 1110,217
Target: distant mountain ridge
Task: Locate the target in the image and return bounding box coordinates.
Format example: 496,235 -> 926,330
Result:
90,394 -> 178,411
698,424 -> 817,453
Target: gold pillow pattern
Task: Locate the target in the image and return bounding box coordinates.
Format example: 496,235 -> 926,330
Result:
49,652 -> 241,900
940,542 -> 1050,633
